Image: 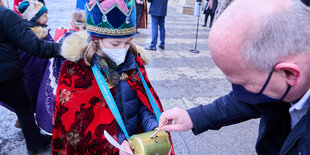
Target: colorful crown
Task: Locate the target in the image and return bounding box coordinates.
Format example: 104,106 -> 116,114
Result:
85,0 -> 136,38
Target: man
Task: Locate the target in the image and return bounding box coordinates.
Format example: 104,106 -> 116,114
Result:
145,0 -> 168,50
159,0 -> 310,154
204,0 -> 218,27
0,4 -> 60,153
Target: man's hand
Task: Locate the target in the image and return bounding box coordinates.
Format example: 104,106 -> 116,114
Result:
159,107 -> 194,132
119,140 -> 133,155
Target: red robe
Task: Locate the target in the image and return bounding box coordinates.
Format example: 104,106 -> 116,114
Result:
52,56 -> 166,154
136,0 -> 148,29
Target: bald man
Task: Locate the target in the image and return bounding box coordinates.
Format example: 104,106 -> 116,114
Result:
159,0 -> 310,154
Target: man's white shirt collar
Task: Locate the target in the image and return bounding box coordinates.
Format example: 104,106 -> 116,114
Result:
289,88 -> 310,112
289,88 -> 310,128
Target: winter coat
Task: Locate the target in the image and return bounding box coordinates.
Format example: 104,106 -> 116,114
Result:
0,6 -> 60,83
148,0 -> 168,17
210,0 -> 218,14
18,21 -> 52,110
301,0 -> 310,6
187,91 -> 310,155
52,31 -> 161,154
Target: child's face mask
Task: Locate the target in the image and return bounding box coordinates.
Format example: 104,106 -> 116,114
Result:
99,40 -> 130,66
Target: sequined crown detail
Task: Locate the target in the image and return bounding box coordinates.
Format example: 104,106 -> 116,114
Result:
85,0 -> 136,38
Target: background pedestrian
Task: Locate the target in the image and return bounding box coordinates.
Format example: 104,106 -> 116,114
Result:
145,0 -> 168,50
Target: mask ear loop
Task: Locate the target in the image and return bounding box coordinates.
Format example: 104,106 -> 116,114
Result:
280,85 -> 291,101
258,68 -> 275,94
259,63 -> 292,100
258,63 -> 283,94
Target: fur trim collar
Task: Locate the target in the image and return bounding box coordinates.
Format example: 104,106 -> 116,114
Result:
61,30 -> 150,65
61,30 -> 89,62
135,44 -> 150,65
31,26 -> 48,39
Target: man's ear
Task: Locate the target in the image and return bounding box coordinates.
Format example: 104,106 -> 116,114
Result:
274,62 -> 300,86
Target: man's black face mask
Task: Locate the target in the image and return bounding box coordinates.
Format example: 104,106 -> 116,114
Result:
232,67 -> 291,105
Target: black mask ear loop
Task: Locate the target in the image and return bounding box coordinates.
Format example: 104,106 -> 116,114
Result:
259,63 -> 291,100
280,85 -> 291,100
258,65 -> 277,94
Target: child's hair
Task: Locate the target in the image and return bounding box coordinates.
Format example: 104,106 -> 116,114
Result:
83,40 -> 137,66
72,10 -> 86,30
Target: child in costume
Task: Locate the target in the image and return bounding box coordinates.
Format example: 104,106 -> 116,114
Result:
0,0 -> 51,128
55,9 -> 87,42
17,0 -> 51,107
17,0 -> 52,127
36,10 -> 86,134
0,2 -> 60,153
52,0 -> 168,154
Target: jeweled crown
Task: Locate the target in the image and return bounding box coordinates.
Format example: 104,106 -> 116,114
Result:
85,0 -> 136,38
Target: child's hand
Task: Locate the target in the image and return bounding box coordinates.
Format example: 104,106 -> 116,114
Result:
119,140 -> 133,155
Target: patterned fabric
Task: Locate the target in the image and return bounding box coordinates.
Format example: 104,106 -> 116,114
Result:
53,60 -> 119,154
52,54 -> 164,154
85,0 -> 137,38
93,54 -> 121,86
125,56 -> 163,113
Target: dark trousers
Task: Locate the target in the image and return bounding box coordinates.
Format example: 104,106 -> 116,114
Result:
0,77 -> 48,152
203,8 -> 214,27
150,15 -> 166,47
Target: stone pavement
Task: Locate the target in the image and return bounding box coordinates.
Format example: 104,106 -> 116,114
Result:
0,0 -> 259,154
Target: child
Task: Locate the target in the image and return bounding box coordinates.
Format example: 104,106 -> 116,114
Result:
35,10 -> 86,134
57,10 -> 86,42
0,3 -> 60,153
0,0 -> 51,127
16,0 -> 51,128
52,0 -> 169,154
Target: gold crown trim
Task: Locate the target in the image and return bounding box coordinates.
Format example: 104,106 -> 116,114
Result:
86,25 -> 136,36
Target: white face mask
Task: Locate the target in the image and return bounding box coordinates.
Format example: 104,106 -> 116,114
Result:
101,45 -> 130,66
